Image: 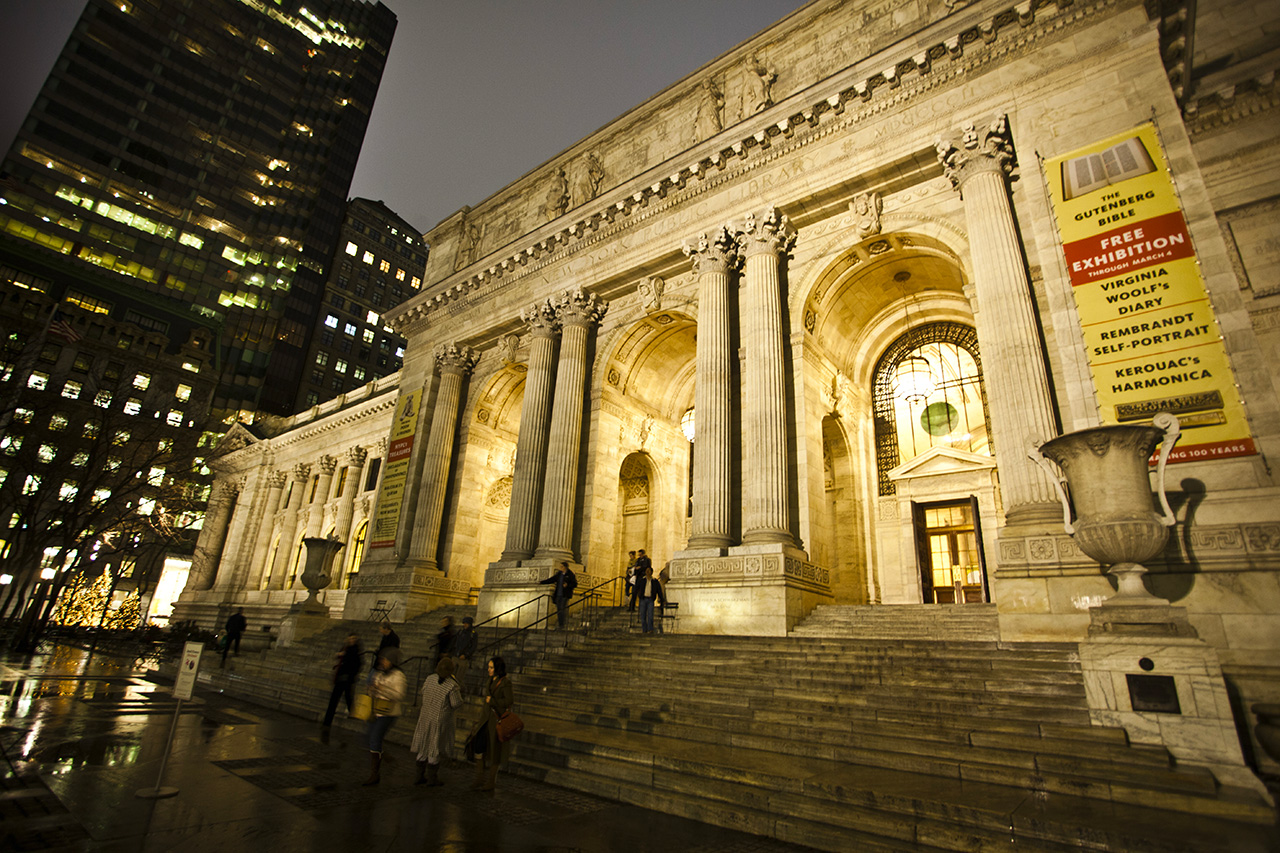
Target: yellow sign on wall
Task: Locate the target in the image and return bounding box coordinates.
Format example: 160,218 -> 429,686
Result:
1044,124 -> 1254,463
370,389 -> 422,548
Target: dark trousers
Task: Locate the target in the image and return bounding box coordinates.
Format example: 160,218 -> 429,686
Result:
553,595 -> 568,628
324,676 -> 355,726
222,632 -> 242,661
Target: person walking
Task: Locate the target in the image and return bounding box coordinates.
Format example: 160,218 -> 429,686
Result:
450,616 -> 478,687
635,565 -> 666,634
363,647 -> 406,786
376,621 -> 400,655
411,657 -> 462,786
222,609 -> 246,663
467,656 -> 514,792
432,616 -> 456,669
322,632 -> 362,727
623,551 -> 636,600
539,562 -> 577,629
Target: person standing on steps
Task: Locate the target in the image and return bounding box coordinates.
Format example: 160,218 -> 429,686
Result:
539,561 -> 577,629
411,657 -> 462,786
627,549 -> 652,612
451,616 -> 478,688
468,656 -> 513,792
363,647 -> 406,786
323,632 -> 362,727
433,616 -> 456,669
635,565 -> 666,634
222,609 -> 246,663
624,550 -> 636,600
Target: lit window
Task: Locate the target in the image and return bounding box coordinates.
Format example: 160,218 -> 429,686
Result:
353,367 -> 366,381
378,260 -> 390,273
175,384 -> 192,402
345,242 -> 358,256
123,399 -> 142,416
396,269 -> 405,281
94,487 -> 111,502
315,352 -> 329,366
148,466 -> 165,485
138,497 -> 156,515
14,407 -> 33,424
344,323 -> 357,336
222,246 -> 247,266
61,381 -> 82,399
38,444 -> 57,463
1,436 -> 22,454
179,232 -> 204,249
113,430 -> 130,445
94,390 -> 113,408
83,421 -> 100,438
182,361 -> 200,373
411,277 -> 421,288
362,252 -> 373,265
335,360 -> 348,373
22,475 -> 42,495
395,346 -> 405,357
72,451 -> 89,467
105,457 -> 121,472
324,315 -> 339,328
28,372 -> 49,390
366,311 -> 380,325
49,414 -> 69,432
362,329 -> 375,343
133,373 -> 151,390
59,482 -> 79,501
166,410 -> 184,426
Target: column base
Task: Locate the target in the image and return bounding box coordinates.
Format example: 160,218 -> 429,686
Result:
341,565 -> 472,622
666,543 -> 831,636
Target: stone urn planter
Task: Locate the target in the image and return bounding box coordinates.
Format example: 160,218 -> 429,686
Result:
298,535 -> 345,612
1031,413 -> 1180,603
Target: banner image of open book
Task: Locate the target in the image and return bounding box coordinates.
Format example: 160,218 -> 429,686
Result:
1060,135 -> 1156,199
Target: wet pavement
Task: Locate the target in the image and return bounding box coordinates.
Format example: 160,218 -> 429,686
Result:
1,644 -> 822,852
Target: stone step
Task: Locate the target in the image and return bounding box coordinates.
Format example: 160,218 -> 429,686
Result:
791,605 -> 1002,642
492,708 -> 1275,851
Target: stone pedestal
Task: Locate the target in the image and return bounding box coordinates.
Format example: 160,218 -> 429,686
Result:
1078,604 -> 1271,803
342,566 -> 472,622
276,610 -> 334,648
666,544 -> 832,636
476,561 -> 605,627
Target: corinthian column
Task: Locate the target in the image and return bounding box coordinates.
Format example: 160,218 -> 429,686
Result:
684,226 -> 739,549
183,478 -> 240,592
267,463 -> 310,589
333,446 -> 368,546
738,206 -> 798,547
247,471 -> 286,589
407,344 -> 479,571
501,302 -> 560,561
937,115 -> 1060,527
534,288 -> 608,562
303,455 -> 337,538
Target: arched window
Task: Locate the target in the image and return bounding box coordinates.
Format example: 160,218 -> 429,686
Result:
285,536 -> 305,588
872,322 -> 991,495
344,521 -> 368,589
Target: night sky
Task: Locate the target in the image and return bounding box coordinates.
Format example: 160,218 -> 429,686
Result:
1,0 -> 810,235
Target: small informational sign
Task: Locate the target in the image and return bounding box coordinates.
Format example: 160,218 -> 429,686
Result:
1043,123 -> 1255,464
370,389 -> 422,548
174,641 -> 203,700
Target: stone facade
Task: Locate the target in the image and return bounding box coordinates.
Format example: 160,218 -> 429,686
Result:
177,0 -> 1280,778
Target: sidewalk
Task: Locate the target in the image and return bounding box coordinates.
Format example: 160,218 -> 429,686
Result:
1,644 -> 822,853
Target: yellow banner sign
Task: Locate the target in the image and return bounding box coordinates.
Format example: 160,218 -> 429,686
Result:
1044,124 -> 1254,463
370,389 -> 422,548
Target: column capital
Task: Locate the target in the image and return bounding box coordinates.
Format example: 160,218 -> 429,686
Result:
553,287 -> 608,329
683,226 -> 739,275
291,462 -> 312,483
737,206 -> 796,257
266,470 -> 288,489
936,114 -> 1015,192
317,454 -> 338,476
213,478 -> 242,501
520,299 -> 561,338
435,343 -> 480,375
346,445 -> 368,466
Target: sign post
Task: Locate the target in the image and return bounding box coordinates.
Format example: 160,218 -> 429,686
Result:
136,641 -> 203,799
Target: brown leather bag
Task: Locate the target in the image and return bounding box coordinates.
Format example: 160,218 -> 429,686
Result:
496,711 -> 524,742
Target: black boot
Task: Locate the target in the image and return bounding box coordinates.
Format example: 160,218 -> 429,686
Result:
414,760 -> 427,785
363,752 -> 381,786
425,762 -> 442,786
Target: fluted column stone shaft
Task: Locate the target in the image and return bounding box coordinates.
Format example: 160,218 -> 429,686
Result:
333,447 -> 367,547
684,227 -> 738,549
502,304 -> 560,560
248,471 -> 286,589
183,479 -> 240,592
738,207 -> 798,547
535,288 -> 607,562
407,345 -> 479,571
303,455 -> 337,538
267,463 -> 310,589
937,116 -> 1060,523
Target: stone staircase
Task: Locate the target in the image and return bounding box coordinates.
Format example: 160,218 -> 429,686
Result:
792,604 -> 1001,642
451,619 -> 1275,852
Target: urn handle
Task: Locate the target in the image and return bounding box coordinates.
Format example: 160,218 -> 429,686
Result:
1027,443 -> 1075,535
1152,412 -> 1181,527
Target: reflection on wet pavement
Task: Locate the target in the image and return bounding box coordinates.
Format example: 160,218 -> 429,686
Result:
1,645 -> 822,853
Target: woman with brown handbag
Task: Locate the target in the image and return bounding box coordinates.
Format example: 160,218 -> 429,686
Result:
468,656 -> 513,791
363,647 -> 406,786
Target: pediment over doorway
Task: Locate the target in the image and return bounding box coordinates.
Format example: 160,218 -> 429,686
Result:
887,446 -> 995,483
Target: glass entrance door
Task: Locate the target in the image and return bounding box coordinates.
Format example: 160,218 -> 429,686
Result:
911,498 -> 987,604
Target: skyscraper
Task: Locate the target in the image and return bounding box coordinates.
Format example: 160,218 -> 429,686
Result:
0,0 -> 397,422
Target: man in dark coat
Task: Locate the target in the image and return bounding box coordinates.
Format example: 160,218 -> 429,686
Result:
540,561 -> 578,628
323,633 -> 363,726
635,566 -> 666,634
377,621 -> 400,654
451,616 -> 479,685
627,549 -> 652,612
223,609 -> 246,662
